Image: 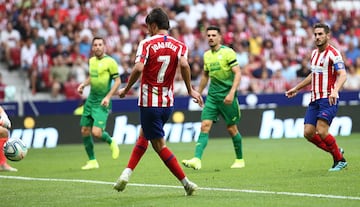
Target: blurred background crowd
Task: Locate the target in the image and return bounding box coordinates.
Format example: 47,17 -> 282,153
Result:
0,0 -> 360,102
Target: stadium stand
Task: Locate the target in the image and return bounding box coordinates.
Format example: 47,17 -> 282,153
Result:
0,0 -> 359,102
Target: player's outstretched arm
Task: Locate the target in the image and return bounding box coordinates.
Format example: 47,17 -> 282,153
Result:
285,74 -> 312,98
118,62 -> 143,98
179,57 -> 203,107
78,77 -> 90,95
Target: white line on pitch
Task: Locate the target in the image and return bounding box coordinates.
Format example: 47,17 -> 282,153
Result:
1,175 -> 359,201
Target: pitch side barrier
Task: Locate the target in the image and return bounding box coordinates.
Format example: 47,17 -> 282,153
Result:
2,91 -> 359,116
7,105 -> 360,149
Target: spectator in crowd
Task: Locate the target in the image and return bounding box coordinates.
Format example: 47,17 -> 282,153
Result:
83,9 -> 102,31
281,57 -> 299,83
118,7 -> 135,30
75,2 -> 89,24
173,69 -> 189,96
119,61 -> 131,86
175,3 -> 199,31
190,57 -> 203,85
20,37 -> 37,73
79,35 -> 92,59
0,73 -> 6,101
49,55 -> 70,99
190,0 -> 206,23
343,64 -> 360,91
31,27 -> 46,49
269,29 -> 286,58
54,28 -> 71,53
70,54 -> 88,82
45,36 -> 58,58
296,58 -> 311,78
1,0 -> 360,99
69,43 -> 86,63
234,42 -> 249,68
38,18 -> 56,43
29,12 -> 43,29
345,42 -> 360,65
63,74 -> 82,100
252,57 -> 273,79
238,68 -> 252,95
204,0 -> 228,25
30,44 -> 52,94
0,22 -> 21,69
261,39 -> 274,60
248,26 -> 263,56
266,53 -> 283,73
268,70 -> 291,94
344,28 -> 359,48
47,0 -> 70,24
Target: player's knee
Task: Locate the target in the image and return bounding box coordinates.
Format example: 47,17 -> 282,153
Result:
0,127 -> 8,137
91,131 -> 102,139
226,125 -> 238,135
200,121 -> 212,132
81,127 -> 91,136
303,131 -> 315,140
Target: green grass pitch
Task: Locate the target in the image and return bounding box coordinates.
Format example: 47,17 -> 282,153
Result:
1,134 -> 359,207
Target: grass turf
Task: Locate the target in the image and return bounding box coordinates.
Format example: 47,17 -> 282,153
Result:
1,134 -> 359,207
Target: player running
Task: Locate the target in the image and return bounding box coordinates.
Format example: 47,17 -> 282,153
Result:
286,23 -> 347,171
113,7 -> 203,196
77,37 -> 120,170
182,25 -> 244,170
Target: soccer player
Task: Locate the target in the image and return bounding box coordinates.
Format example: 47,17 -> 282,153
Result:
113,7 -> 203,196
77,37 -> 120,170
182,26 -> 244,170
0,106 -> 17,172
285,23 -> 347,172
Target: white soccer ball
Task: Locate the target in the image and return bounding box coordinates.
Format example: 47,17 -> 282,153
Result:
3,138 -> 28,161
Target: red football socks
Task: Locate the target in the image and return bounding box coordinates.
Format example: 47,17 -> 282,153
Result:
158,147 -> 185,180
0,138 -> 8,165
127,136 -> 148,170
323,134 -> 343,161
309,134 -> 329,152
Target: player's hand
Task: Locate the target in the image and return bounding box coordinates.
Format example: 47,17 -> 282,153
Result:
329,89 -> 338,106
190,90 -> 203,107
0,116 -> 11,129
223,94 -> 233,105
118,88 -> 127,98
101,97 -> 110,107
77,83 -> 85,94
285,88 -> 298,98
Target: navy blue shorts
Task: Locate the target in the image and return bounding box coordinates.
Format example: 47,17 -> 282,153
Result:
140,106 -> 173,140
304,98 -> 338,126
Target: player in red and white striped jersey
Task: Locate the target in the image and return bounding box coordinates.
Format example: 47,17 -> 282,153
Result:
114,7 -> 203,196
286,23 -> 347,172
135,33 -> 186,107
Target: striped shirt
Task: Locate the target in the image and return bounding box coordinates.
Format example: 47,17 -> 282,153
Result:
309,44 -> 345,101
135,34 -> 188,107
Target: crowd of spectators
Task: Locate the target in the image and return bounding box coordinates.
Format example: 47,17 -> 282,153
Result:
0,0 -> 360,101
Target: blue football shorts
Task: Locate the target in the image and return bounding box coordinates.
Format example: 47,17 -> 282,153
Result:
304,98 -> 338,126
140,106 -> 173,140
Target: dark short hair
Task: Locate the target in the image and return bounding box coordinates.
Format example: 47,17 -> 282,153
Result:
145,7 -> 170,30
92,36 -> 105,45
206,26 -> 221,34
313,23 -> 330,34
